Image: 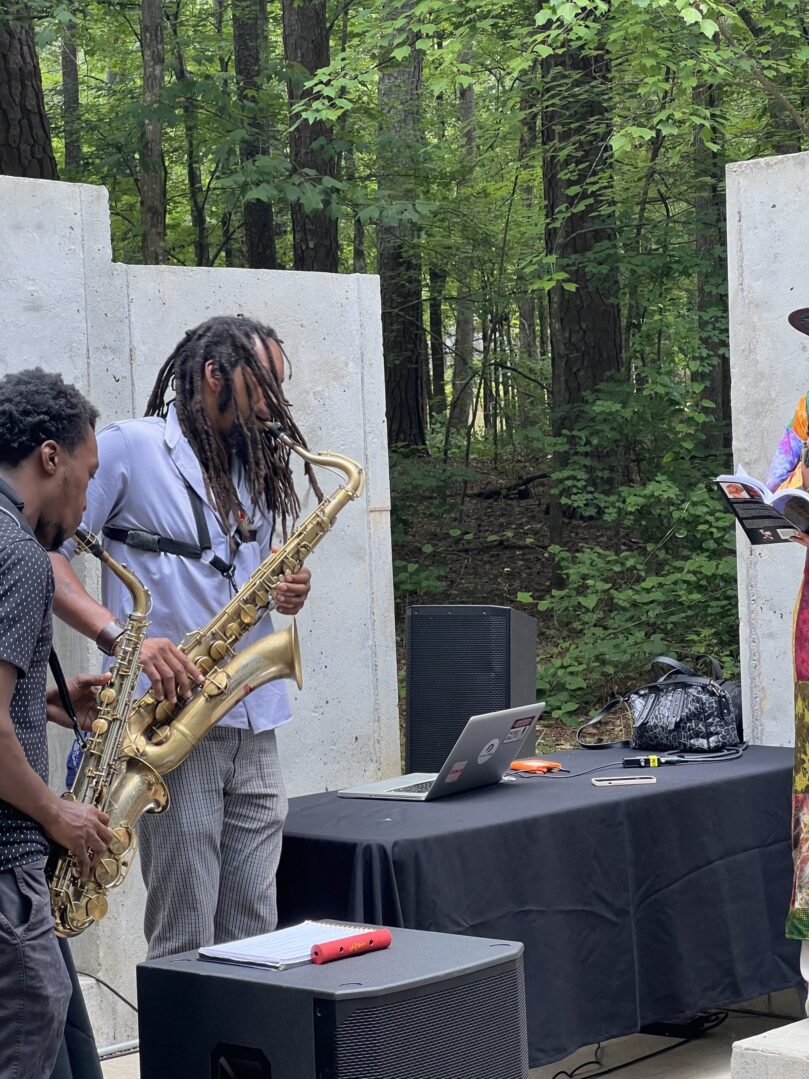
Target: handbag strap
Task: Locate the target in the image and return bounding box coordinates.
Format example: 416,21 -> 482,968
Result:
651,654 -> 724,682
576,698 -> 631,750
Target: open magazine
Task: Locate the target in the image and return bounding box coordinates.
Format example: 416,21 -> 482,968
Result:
716,467 -> 809,544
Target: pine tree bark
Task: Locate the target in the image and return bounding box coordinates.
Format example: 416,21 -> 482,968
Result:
140,0 -> 166,264
0,4 -> 58,179
233,0 -> 277,269
282,0 -> 337,272
377,0 -> 427,448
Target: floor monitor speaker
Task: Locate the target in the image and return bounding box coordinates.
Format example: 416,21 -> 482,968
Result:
405,604 -> 537,772
137,927 -> 529,1079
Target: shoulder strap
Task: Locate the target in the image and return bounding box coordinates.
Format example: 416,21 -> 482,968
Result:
576,698 -> 631,750
102,482 -> 235,582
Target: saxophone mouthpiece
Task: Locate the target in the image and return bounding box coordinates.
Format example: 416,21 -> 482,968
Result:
74,527 -> 105,560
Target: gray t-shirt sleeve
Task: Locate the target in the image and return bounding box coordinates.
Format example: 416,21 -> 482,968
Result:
0,540 -> 51,677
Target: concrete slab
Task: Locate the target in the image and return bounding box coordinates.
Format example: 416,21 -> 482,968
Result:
732,1019 -> 809,1079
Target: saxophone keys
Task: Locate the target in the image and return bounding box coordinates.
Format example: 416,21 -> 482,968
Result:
109,827 -> 131,856
197,656 -> 214,673
154,700 -> 175,723
239,603 -> 257,625
226,621 -> 240,638
84,894 -> 109,922
254,589 -> 270,607
91,718 -> 109,736
204,670 -> 229,698
97,687 -> 117,706
209,640 -> 228,661
93,858 -> 119,888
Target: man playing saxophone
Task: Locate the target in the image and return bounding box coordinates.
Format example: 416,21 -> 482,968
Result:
0,369 -> 114,1078
51,316 -> 315,960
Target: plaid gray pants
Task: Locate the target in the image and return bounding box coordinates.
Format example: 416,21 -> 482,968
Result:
138,726 -> 287,960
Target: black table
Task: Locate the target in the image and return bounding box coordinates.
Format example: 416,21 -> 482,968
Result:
276,747 -> 802,1066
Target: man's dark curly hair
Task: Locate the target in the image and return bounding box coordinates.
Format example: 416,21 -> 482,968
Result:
0,368 -> 99,467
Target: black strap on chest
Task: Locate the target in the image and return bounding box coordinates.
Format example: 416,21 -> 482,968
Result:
102,482 -> 236,582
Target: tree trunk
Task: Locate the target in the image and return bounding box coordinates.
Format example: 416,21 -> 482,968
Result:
0,4 -> 58,179
542,46 -> 622,424
377,0 -> 427,448
448,41 -> 476,435
428,266 -> 447,415
282,0 -> 337,272
517,77 -> 539,427
694,83 -> 730,451
169,1 -> 209,266
61,8 -> 80,172
140,0 -> 166,264
233,0 -> 277,269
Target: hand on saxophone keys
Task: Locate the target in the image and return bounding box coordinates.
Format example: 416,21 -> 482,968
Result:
45,801 -> 114,879
271,547 -> 312,616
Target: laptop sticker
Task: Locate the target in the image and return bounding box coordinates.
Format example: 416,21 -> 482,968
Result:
478,739 -> 500,764
445,762 -> 467,783
504,716 -> 533,743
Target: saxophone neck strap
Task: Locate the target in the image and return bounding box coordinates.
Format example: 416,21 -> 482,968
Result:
102,482 -> 236,583
48,649 -> 86,746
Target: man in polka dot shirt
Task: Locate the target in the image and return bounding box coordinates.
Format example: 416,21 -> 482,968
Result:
0,369 -> 114,1079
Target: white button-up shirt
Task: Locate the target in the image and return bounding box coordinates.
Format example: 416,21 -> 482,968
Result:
61,404 -> 291,732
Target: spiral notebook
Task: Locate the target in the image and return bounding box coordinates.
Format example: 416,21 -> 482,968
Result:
198,920 -> 375,970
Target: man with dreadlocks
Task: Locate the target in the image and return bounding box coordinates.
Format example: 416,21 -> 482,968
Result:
50,315 -> 316,959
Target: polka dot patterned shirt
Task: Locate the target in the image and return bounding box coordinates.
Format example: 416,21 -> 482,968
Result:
0,500 -> 54,871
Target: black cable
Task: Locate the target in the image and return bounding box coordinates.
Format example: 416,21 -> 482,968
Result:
728,1006 -> 804,1021
549,1012 -> 729,1079
76,969 -> 138,1013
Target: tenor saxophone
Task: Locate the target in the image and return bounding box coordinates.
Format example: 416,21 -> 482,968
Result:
47,528 -> 162,938
122,426 -> 365,772
50,429 -> 364,934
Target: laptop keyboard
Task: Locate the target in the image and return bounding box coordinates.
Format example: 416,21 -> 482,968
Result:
390,780 -> 434,795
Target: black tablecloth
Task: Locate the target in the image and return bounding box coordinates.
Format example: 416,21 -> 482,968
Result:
277,746 -> 802,1066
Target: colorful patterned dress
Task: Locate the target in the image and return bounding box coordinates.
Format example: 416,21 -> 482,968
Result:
768,393 -> 809,938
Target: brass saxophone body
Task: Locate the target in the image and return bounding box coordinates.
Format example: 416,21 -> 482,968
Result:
47,528 -> 161,938
123,428 -> 365,773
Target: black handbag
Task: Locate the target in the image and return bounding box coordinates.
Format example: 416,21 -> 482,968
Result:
576,655 -> 743,753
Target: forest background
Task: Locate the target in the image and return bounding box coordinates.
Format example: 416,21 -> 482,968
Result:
2,0 -> 801,735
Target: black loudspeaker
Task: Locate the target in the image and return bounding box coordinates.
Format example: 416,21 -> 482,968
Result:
406,604 -> 537,772
137,928 -> 528,1079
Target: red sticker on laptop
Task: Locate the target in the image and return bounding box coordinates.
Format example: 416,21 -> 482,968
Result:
445,761 -> 467,783
504,716 -> 533,743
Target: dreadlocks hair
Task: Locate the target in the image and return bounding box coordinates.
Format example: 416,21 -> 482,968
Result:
0,368 -> 99,467
144,315 -> 322,540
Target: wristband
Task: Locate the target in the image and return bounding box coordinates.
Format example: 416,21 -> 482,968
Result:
96,617 -> 126,657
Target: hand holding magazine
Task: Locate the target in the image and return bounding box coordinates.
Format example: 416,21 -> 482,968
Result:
716,467 -> 809,544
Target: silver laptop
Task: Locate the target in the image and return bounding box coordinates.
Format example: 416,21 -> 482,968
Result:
337,703 -> 545,801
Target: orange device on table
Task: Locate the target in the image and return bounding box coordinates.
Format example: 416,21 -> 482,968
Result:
510,758 -> 562,774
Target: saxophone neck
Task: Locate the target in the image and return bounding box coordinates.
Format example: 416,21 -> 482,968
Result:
74,527 -> 152,618
264,424 -> 366,500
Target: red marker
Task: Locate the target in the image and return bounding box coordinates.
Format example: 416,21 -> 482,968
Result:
310,928 -> 392,964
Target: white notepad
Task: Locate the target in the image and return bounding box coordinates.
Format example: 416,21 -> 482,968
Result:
198,920 -> 374,970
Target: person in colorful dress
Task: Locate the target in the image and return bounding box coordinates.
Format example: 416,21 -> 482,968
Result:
766,307 -> 809,995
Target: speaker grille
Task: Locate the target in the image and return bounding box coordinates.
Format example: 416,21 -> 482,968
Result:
406,607 -> 511,771
330,964 -> 528,1079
